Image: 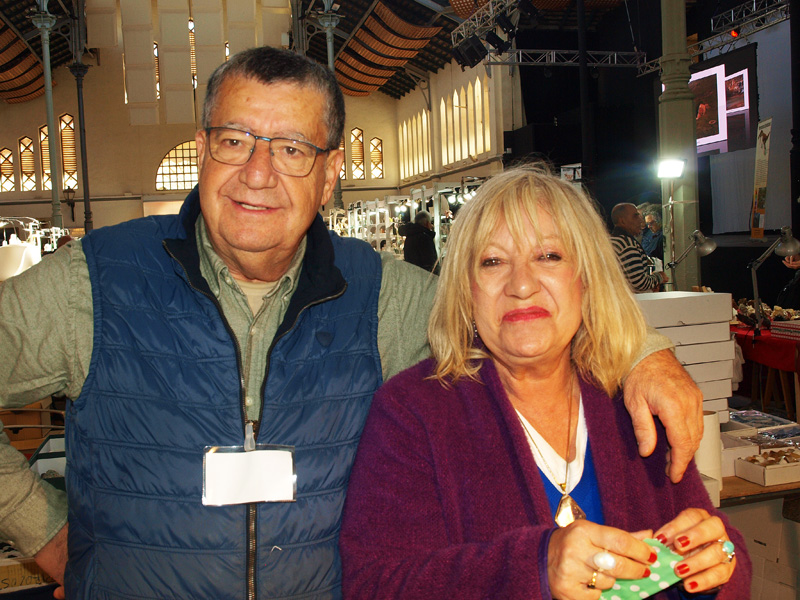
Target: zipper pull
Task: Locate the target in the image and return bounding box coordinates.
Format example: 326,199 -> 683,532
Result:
244,421 -> 256,452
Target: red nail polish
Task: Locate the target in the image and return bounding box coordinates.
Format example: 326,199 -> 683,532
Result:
643,568 -> 651,578
676,564 -> 690,576
677,536 -> 691,547
648,551 -> 657,563
688,581 -> 698,591
655,534 -> 667,544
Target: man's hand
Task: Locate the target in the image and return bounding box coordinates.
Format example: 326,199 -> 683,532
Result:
34,523 -> 67,599
624,349 -> 703,483
783,255 -> 800,270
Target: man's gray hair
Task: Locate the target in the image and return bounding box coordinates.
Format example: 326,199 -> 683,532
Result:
201,46 -> 345,150
415,211 -> 432,226
637,203 -> 662,223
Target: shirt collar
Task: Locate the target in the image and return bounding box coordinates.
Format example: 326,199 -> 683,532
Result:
195,213 -> 306,298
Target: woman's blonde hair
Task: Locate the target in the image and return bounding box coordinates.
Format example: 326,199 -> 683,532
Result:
428,163 -> 648,396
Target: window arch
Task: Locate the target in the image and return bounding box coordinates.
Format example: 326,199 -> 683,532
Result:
459,87 -> 468,160
350,127 -> 365,180
339,137 -> 346,180
399,124 -> 406,180
439,99 -> 447,166
39,125 -> 51,191
19,137 -> 36,191
155,140 -> 198,190
421,111 -> 429,172
369,138 -> 383,179
483,74 -> 492,152
60,114 -> 78,189
0,149 -> 15,192
475,78 -> 484,154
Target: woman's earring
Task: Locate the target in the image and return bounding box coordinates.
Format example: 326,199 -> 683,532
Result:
472,320 -> 479,340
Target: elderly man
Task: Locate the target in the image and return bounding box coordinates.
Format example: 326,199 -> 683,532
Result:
610,203 -> 668,293
1,48 -> 700,599
640,207 -> 664,261
399,210 -> 437,272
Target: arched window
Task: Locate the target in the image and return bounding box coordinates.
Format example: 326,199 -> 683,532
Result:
449,92 -> 458,162
60,114 -> 78,189
351,127 -> 365,180
467,82 -> 476,158
370,138 -> 383,179
0,149 -> 15,192
155,140 -> 198,190
399,124 -> 406,179
439,99 -> 447,166
339,137 -> 346,180
483,74 -> 492,152
475,77 -> 484,154
19,137 -> 36,191
421,111 -> 430,172
39,125 -> 51,191
459,87 -> 468,160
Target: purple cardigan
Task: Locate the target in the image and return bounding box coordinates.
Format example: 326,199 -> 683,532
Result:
340,359 -> 750,599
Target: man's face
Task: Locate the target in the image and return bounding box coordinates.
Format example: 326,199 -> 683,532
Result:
645,215 -> 661,233
196,76 -> 343,279
620,206 -> 646,237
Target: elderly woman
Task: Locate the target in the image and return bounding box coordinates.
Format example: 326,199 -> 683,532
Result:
340,165 -> 749,599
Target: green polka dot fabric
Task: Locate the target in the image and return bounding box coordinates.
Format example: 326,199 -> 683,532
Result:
600,539 -> 682,599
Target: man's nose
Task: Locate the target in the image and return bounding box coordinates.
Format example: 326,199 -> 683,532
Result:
239,141 -> 279,187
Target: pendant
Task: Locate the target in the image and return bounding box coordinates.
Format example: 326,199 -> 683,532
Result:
554,494 -> 586,528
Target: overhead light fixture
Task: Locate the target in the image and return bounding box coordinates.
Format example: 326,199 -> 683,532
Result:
453,34 -> 487,69
495,13 -> 516,39
517,0 -> 539,24
484,31 -> 510,53
657,158 -> 686,179
730,29 -> 740,38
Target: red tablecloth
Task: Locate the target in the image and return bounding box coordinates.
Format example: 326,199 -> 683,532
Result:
732,326 -> 800,373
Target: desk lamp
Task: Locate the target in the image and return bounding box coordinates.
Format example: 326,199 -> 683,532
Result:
666,230 -> 717,285
748,226 -> 800,336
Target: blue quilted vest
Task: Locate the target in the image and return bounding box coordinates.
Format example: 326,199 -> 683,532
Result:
64,189 -> 383,599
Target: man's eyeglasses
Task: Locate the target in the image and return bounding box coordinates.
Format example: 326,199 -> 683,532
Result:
204,127 -> 331,177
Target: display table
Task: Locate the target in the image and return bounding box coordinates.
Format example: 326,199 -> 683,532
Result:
721,475 -> 800,507
732,325 -> 799,420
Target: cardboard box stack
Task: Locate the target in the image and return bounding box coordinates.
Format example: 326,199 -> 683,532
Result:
636,292 -> 735,422
723,499 -> 800,599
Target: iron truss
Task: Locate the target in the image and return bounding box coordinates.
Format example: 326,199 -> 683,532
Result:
637,0 -> 789,76
451,0 -> 518,47
711,0 -> 787,32
485,49 -> 646,68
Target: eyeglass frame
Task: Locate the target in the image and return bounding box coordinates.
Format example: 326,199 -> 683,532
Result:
203,126 -> 335,177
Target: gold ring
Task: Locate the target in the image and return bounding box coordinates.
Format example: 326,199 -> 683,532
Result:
588,570 -> 598,589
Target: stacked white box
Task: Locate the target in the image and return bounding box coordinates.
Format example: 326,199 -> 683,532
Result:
637,292 -> 734,422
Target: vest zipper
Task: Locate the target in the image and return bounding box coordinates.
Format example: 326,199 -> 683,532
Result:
167,242 -> 349,600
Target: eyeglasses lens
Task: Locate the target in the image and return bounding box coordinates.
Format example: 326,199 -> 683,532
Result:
208,128 -> 318,176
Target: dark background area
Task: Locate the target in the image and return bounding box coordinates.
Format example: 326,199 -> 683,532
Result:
504,0 -> 792,305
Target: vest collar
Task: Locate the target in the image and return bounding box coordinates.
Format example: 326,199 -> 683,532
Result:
163,186 -> 347,318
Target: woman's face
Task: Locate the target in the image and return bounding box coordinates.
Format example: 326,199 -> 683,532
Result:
471,208 -> 583,373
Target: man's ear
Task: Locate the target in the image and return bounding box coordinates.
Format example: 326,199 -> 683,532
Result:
320,149 -> 345,207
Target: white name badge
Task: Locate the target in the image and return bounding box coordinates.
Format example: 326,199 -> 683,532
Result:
202,445 -> 296,506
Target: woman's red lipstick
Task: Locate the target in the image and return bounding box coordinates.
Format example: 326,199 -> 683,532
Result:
503,307 -> 550,322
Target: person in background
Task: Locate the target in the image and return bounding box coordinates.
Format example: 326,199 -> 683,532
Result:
340,165 -> 747,599
2,48 -> 702,600
610,202 -> 667,293
640,206 -> 664,262
399,210 -> 438,272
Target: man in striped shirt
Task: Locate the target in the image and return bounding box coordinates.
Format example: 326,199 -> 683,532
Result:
610,203 -> 668,293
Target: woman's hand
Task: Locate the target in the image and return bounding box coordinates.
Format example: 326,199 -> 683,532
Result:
547,520 -> 655,599
654,507 -> 736,594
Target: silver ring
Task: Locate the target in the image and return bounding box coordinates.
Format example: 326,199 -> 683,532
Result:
587,570 -> 598,589
719,539 -> 735,564
593,550 -> 617,572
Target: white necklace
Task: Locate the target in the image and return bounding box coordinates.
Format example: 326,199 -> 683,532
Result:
516,376 -> 586,528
